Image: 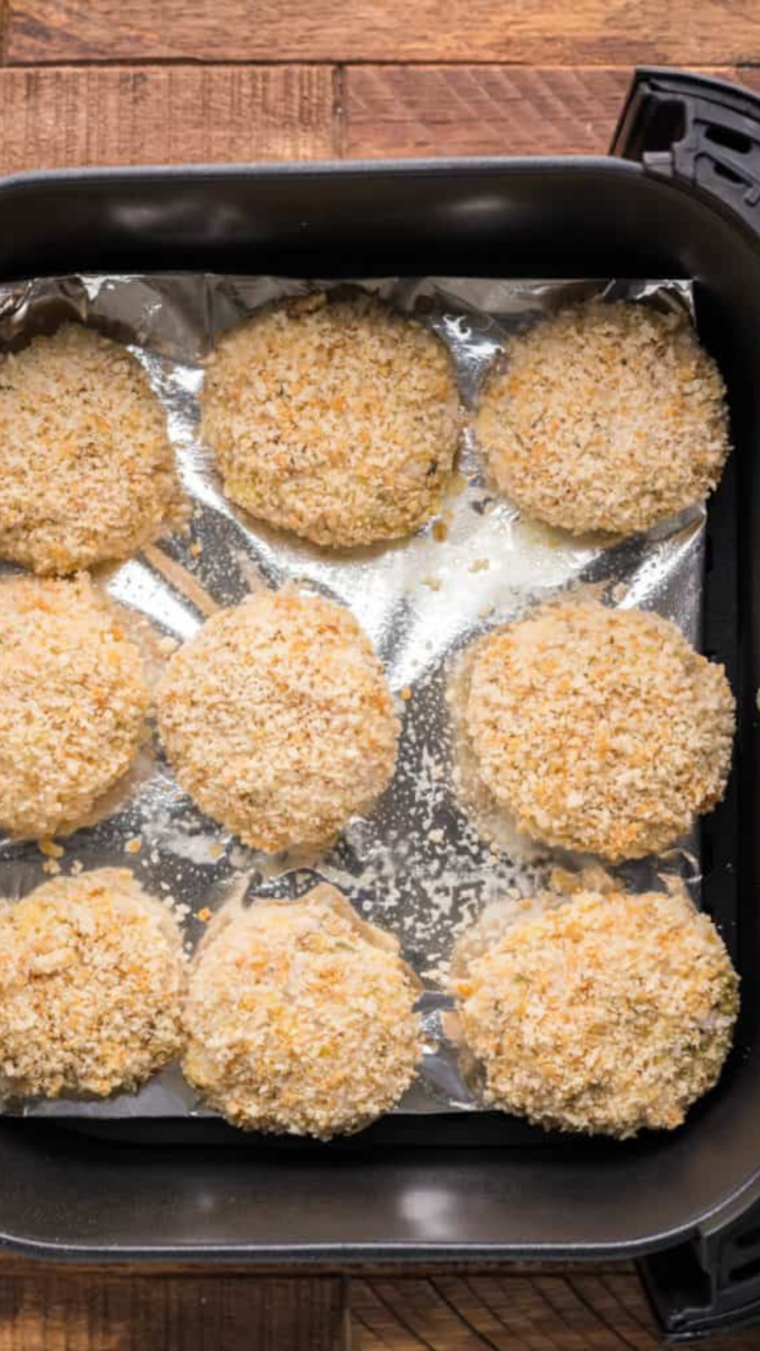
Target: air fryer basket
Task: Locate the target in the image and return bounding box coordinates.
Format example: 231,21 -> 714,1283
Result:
1,65 -> 760,1340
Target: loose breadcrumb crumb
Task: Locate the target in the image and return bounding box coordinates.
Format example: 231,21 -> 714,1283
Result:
476,301 -> 731,536
0,324 -> 185,574
464,598 -> 734,861
38,839 -> 64,859
183,884 -> 421,1137
454,887 -> 738,1138
156,589 -> 400,852
0,574 -> 150,839
200,291 -> 461,548
0,869 -> 186,1099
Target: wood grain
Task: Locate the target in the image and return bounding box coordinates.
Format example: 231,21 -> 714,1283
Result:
344,65 -> 748,160
0,1267 -> 347,1350
0,66 -> 338,173
734,67 -> 760,95
350,1274 -> 760,1349
7,0 -> 760,65
345,66 -> 632,159
3,1264 -> 760,1350
0,64 -> 746,171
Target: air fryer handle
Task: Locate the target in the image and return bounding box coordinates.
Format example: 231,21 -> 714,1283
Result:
638,1201 -> 760,1342
617,67 -> 760,1340
611,67 -> 760,238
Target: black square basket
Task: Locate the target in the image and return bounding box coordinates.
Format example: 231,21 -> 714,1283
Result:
2,66 -> 760,1341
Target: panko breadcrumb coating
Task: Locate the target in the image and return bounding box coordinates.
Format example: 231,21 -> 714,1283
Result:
453,888 -> 739,1138
463,598 -> 734,861
156,589 -> 400,852
0,869 -> 186,1099
0,324 -> 183,574
476,301 -> 730,535
183,884 -> 421,1137
0,574 -> 150,839
200,291 -> 461,548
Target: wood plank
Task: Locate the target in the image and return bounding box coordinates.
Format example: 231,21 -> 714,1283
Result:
0,65 -> 338,173
7,0 -> 760,65
350,1274 -> 760,1349
345,66 -> 629,159
0,1269 -> 347,1350
4,1264 -> 760,1350
344,65 -> 741,160
0,63 -> 746,173
734,67 -> 760,95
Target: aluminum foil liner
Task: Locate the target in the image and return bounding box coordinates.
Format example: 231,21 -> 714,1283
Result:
0,274 -> 705,1121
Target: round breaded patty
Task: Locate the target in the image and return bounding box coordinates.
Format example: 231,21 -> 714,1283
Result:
0,574 -> 150,839
0,869 -> 186,1099
200,291 -> 460,547
183,884 -> 421,1137
0,324 -> 183,574
463,599 -> 734,861
476,301 -> 730,536
156,589 -> 400,852
453,887 -> 738,1137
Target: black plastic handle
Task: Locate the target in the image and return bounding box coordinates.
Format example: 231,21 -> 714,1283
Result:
611,67 -> 760,241
613,68 -> 760,1340
638,1200 -> 760,1342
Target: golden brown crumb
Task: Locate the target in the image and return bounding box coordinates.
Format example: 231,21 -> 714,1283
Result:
476,301 -> 730,535
183,884 -> 421,1137
0,869 -> 185,1099
462,598 -> 734,861
125,836 -> 142,855
0,324 -> 185,574
0,574 -> 150,839
453,887 -> 738,1138
200,291 -> 461,548
156,589 -> 400,852
38,839 -> 64,859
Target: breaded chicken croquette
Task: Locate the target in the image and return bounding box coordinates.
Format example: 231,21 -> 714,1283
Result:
183,884 -> 421,1137
201,291 -> 460,547
156,589 -> 399,851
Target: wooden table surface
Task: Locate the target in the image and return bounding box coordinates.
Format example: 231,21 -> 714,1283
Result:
2,2 -> 760,1348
